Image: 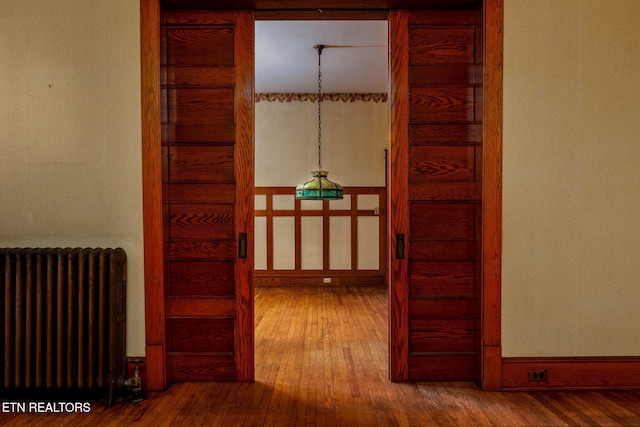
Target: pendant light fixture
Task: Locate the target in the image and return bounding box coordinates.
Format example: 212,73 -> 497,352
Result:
295,45 -> 344,201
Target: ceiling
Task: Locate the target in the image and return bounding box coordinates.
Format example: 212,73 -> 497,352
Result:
255,20 -> 388,93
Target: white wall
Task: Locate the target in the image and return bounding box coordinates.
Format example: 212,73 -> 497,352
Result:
503,0 -> 640,356
0,0 -> 144,356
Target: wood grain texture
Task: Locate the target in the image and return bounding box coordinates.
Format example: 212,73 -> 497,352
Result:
410,318 -> 476,353
169,318 -> 234,353
408,9 -> 477,25
167,355 -> 236,382
163,66 -> 236,87
169,261 -> 235,296
409,299 -> 477,319
162,124 -> 236,144
410,240 -> 476,261
167,298 -> 235,318
168,204 -> 235,239
410,145 -> 476,182
162,11 -> 254,381
141,0 -> 166,391
409,87 -> 475,123
168,145 -> 234,182
410,64 -> 478,86
168,240 -> 236,260
409,27 -> 476,64
406,8 -> 482,384
234,10 -> 255,382
166,183 -> 235,203
163,0 -> 482,10
164,10 -> 236,25
388,9 -> 410,383
409,354 -> 476,381
167,88 -> 234,124
410,203 -> 475,240
165,28 -> 234,66
409,181 -> 476,201
481,0 -> 504,391
410,261 -> 475,297
409,123 -> 480,145
7,288 -> 640,426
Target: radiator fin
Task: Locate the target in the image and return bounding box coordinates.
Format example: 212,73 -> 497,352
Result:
0,247 -> 126,405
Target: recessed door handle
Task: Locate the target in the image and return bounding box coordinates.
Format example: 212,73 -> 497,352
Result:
396,233 -> 405,259
238,232 -> 247,259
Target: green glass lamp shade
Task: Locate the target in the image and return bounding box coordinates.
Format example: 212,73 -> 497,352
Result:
295,170 -> 344,200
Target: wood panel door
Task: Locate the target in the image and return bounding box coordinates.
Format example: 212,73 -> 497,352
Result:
389,8 -> 482,382
161,10 -> 254,382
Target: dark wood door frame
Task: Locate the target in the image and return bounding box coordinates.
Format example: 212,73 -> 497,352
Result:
140,0 -> 502,391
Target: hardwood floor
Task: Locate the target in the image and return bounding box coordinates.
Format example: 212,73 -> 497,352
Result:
2,287 -> 640,426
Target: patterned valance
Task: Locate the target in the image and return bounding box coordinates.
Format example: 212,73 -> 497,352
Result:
255,93 -> 388,103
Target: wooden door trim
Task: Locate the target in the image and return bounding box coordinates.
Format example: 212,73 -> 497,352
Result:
481,0 -> 503,391
234,10 -> 255,382
140,0 -> 166,391
141,0 -> 503,390
388,9 -> 409,382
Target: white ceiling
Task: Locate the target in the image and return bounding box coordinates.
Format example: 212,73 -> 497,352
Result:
255,21 -> 389,93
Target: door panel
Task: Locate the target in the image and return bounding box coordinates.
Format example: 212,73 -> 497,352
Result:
169,261 -> 235,296
389,8 -> 481,382
167,88 -> 235,123
165,28 -> 235,65
161,10 -> 254,382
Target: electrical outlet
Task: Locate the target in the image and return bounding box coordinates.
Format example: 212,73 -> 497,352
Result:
323,277 -> 331,283
529,369 -> 548,381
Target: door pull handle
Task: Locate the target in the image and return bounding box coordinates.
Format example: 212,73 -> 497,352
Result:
238,232 -> 247,259
396,233 -> 405,259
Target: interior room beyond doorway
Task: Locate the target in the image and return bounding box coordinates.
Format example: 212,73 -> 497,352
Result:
253,20 -> 389,287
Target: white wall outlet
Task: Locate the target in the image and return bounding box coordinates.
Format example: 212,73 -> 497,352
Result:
323,277 -> 331,283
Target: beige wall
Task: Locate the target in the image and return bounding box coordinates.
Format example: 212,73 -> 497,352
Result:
256,101 -> 388,187
0,0 -> 144,356
2,0 -> 639,361
503,0 -> 640,356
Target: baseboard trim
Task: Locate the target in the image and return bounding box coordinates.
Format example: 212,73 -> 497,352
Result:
255,275 -> 385,287
502,356 -> 640,390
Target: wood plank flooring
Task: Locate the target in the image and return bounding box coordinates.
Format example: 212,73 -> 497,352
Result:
2,286 -> 640,426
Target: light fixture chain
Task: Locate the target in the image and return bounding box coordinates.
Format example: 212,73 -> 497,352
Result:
295,44 -> 343,201
317,45 -> 322,171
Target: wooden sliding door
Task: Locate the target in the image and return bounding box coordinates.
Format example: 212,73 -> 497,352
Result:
161,10 -> 254,382
389,8 -> 484,382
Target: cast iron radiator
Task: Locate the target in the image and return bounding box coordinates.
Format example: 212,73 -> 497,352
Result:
0,248 -> 126,405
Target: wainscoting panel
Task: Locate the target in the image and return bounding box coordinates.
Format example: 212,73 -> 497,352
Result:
255,187 -> 386,286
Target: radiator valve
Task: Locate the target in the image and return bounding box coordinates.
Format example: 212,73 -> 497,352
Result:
122,361 -> 145,403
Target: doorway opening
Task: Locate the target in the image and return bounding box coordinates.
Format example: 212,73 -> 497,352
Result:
141,3 -> 503,390
253,19 -> 390,381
